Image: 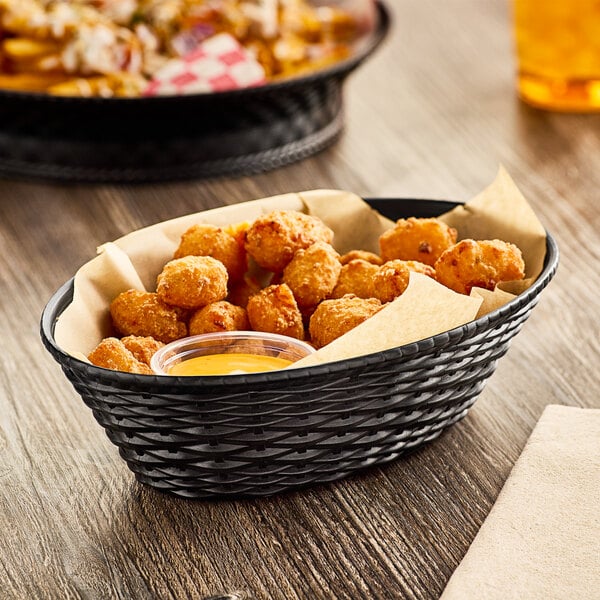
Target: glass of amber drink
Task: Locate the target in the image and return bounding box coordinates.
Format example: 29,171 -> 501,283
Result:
514,0 -> 600,111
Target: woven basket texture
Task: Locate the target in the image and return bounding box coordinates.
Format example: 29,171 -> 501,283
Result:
41,199 -> 559,498
0,3 -> 389,183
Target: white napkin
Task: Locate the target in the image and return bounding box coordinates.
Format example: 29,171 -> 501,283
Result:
441,405 -> 600,600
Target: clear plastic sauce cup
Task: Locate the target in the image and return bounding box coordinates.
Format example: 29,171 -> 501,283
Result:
150,331 -> 315,376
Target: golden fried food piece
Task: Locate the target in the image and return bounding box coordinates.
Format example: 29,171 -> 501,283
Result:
283,242 -> 342,307
227,274 -> 262,308
0,72 -> 71,92
88,338 -> 153,374
309,295 -> 383,348
379,217 -> 458,266
372,260 -> 437,303
189,301 -> 249,336
156,256 -> 228,309
47,73 -> 146,98
339,250 -> 383,266
244,210 -> 334,272
434,239 -> 525,295
110,290 -> 188,343
246,283 -> 304,340
121,336 -> 164,367
174,224 -> 247,282
330,259 -> 379,299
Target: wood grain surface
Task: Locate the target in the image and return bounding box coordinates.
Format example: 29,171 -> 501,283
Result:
1,0 -> 599,598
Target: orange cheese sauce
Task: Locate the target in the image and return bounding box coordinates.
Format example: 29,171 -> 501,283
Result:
168,353 -> 293,376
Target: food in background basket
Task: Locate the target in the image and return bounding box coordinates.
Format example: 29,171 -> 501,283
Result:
87,209 -> 526,374
0,0 -> 372,96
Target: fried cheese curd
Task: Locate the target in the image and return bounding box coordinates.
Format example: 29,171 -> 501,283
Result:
110,290 -> 188,343
156,256 -> 228,310
93,208 -> 528,376
227,274 -> 262,308
189,301 -> 249,336
174,224 -> 247,282
121,335 -> 165,366
244,210 -> 334,272
309,295 -> 383,349
283,241 -> 342,307
330,259 -> 379,299
339,250 -> 383,265
379,217 -> 458,266
246,283 -> 304,340
88,337 -> 153,374
434,239 -> 525,295
373,260 -> 436,303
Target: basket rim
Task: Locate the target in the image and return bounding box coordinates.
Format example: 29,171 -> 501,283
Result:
0,1 -> 391,105
40,197 -> 559,386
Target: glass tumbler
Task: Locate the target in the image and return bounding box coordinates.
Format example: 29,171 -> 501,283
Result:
514,0 -> 600,111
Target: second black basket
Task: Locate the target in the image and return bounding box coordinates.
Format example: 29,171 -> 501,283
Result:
0,2 -> 390,183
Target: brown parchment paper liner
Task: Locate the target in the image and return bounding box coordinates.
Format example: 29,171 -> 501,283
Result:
438,165 -> 547,295
292,273 -> 482,367
55,167 -> 548,365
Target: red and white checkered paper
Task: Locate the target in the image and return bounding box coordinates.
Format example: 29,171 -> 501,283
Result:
144,33 -> 266,96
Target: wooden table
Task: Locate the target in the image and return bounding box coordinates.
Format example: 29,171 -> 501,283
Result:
1,0 -> 599,598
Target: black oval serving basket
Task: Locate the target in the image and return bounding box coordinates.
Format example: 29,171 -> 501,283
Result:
0,2 -> 389,183
41,199 -> 559,499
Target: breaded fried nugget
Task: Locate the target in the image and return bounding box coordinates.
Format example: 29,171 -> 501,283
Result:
309,295 -> 383,348
227,274 -> 262,308
373,260 -> 436,303
283,242 -> 342,307
434,239 -> 525,295
339,250 -> 383,266
121,335 -> 164,366
88,337 -> 153,374
244,210 -> 334,272
156,256 -> 228,309
174,224 -> 246,282
330,259 -> 379,299
189,301 -> 249,335
246,283 -> 304,340
379,217 -> 457,266
110,290 -> 188,343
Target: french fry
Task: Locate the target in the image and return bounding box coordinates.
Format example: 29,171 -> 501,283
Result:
2,38 -> 61,60
7,54 -> 64,74
47,78 -> 97,97
0,72 -> 71,92
48,73 -> 146,97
